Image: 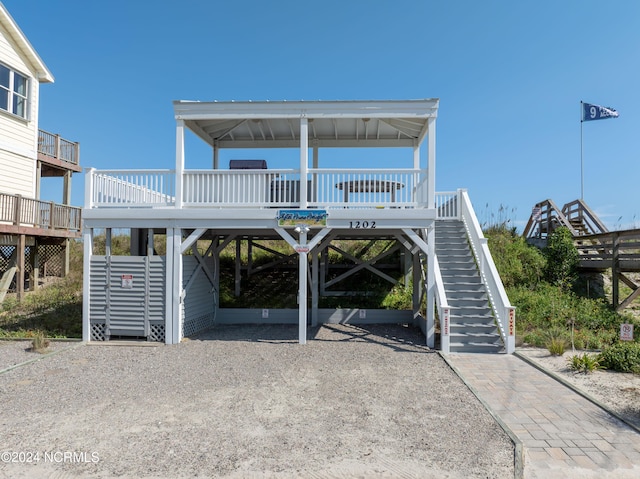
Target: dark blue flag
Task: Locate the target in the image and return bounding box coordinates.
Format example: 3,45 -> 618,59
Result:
582,102 -> 619,122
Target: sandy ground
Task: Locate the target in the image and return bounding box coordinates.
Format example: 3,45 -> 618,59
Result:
517,347 -> 640,430
0,325 -> 513,479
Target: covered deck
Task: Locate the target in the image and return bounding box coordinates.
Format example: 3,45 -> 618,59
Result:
82,99 -> 514,352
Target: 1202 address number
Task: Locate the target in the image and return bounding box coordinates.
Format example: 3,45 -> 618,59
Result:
349,221 -> 376,229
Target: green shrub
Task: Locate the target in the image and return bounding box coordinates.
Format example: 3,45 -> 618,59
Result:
543,227 -> 579,290
567,353 -> 601,374
599,342 -> 640,373
381,283 -> 413,310
486,226 -> 545,289
544,328 -> 569,355
546,337 -> 567,356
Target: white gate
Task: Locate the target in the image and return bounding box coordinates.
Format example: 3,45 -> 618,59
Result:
89,256 -> 166,341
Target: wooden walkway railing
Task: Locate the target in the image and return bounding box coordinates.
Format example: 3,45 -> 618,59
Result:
576,229 -> 640,311
37,129 -> 80,166
0,193 -> 81,232
524,198 -> 640,311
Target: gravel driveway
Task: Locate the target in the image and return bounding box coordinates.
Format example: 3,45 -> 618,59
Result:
0,324 -> 513,478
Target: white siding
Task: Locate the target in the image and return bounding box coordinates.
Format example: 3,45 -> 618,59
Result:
0,148 -> 34,196
0,20 -> 40,197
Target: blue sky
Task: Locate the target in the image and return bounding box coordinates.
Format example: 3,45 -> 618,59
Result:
5,0 -> 640,231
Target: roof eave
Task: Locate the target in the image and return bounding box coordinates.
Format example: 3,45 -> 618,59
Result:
0,4 -> 54,83
174,99 -> 439,121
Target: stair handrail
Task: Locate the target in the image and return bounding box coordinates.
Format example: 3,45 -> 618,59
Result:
562,199 -> 608,236
433,254 -> 451,353
523,199 -> 575,239
459,189 -> 515,353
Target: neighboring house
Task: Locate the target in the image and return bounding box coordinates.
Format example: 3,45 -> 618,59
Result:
0,3 -> 81,302
82,99 -> 515,353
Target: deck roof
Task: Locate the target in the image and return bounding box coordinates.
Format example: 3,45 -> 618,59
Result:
173,99 -> 438,149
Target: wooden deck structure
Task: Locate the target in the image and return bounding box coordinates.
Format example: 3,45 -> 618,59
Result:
524,198 -> 640,311
0,130 -> 81,302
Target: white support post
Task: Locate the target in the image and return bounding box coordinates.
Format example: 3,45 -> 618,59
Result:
300,118 -> 309,209
296,225 -> 310,344
426,224 -> 436,348
412,251 -> 421,326
164,228 -> 174,345
169,228 -> 183,344
176,120 -> 185,208
427,117 -> 436,209
311,248 -> 319,327
84,168 -> 95,208
413,141 -> 420,170
82,228 -> 93,342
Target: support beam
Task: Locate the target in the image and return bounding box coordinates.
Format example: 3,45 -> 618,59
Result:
324,243 -> 401,289
175,120 -> 185,208
427,117 -> 436,209
300,118 -> 309,209
82,228 -> 93,341
180,228 -> 207,254
426,225 -> 435,348
16,234 -> 25,301
612,233 -> 620,308
296,225 -> 310,344
402,227 -> 435,347
617,273 -> 640,312
412,250 -> 422,326
311,248 -> 319,327
30,239 -> 40,291
235,239 -> 242,297
169,228 -> 183,344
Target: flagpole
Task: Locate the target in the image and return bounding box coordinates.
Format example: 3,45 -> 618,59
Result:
580,101 -> 584,200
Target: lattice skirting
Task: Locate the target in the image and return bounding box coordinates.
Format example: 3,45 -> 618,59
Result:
0,244 -> 65,283
90,322 -> 165,342
91,323 -> 107,341
183,313 -> 214,338
149,323 -> 165,342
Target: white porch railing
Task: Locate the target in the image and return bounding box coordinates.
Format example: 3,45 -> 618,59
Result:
87,169 -> 176,208
87,168 -> 431,209
310,168 -> 423,208
183,169 -> 303,207
460,189 -> 515,353
435,191 -> 459,219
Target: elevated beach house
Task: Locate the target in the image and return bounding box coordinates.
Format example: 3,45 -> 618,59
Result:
0,3 -> 81,303
82,99 -> 514,353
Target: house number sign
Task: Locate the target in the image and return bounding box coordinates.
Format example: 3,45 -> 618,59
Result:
349,221 -> 376,229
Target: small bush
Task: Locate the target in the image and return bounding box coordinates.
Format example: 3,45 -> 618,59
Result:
544,328 -> 568,355
599,342 -> 640,373
546,337 -> 567,356
567,353 -> 601,374
31,331 -> 50,354
543,227 -> 579,290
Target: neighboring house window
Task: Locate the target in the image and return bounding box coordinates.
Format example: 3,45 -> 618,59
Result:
0,63 -> 29,119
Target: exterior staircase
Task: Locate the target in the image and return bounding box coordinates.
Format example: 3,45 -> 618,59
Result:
435,220 -> 504,353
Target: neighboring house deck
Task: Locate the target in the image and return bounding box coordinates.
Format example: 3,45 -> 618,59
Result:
0,4 -> 82,302
82,99 -> 514,353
